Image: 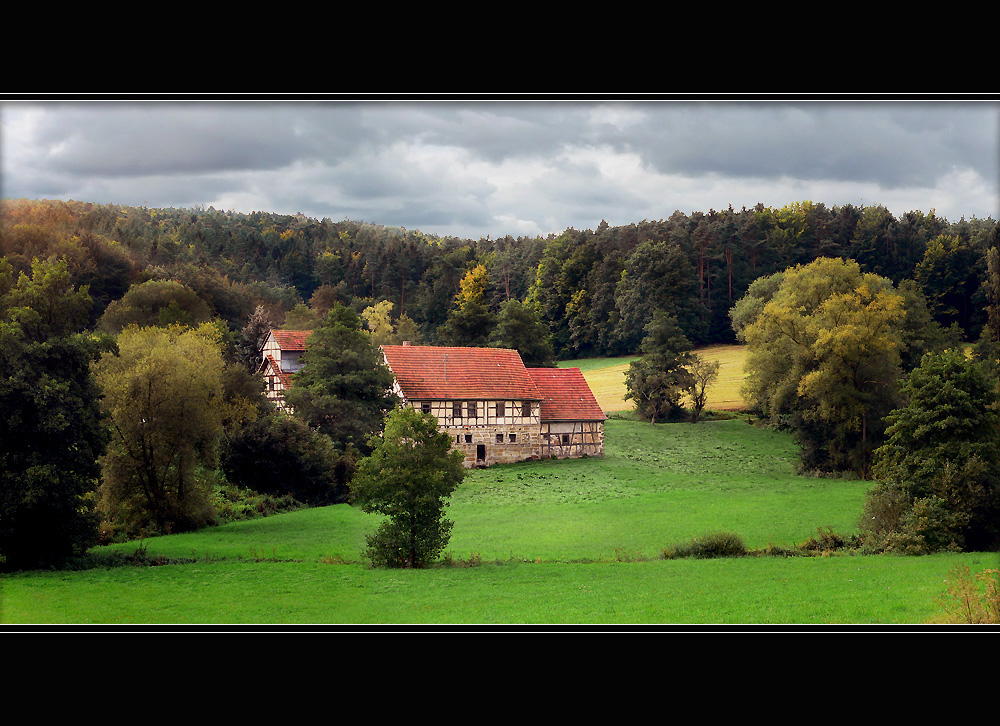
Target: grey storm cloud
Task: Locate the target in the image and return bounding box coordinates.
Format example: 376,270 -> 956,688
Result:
26,103 -> 317,176
2,98 -> 997,239
605,103 -> 998,188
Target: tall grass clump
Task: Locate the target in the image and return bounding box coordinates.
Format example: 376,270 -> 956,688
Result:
662,532 -> 747,559
930,566 -> 1000,624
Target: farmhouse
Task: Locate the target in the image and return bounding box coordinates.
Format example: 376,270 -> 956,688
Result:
257,331 -> 606,466
381,343 -> 606,467
528,367 -> 607,459
259,329 -> 312,411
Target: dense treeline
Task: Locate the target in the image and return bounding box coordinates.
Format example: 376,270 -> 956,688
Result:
3,198 -> 995,357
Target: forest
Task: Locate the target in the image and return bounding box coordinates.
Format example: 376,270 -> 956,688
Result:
2,196 -> 999,568
1,197 -> 996,355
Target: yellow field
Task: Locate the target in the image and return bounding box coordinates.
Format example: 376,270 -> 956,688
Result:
563,345 -> 749,414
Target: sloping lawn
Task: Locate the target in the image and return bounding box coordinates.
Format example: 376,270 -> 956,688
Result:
2,418 -> 992,626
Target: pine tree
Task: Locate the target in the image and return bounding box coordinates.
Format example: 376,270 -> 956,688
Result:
283,303 -> 397,454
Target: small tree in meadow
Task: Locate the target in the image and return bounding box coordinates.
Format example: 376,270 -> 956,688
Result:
687,355 -> 721,423
351,406 -> 465,568
625,311 -> 695,423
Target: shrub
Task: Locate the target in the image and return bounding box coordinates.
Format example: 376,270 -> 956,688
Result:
931,566 -> 1000,624
797,526 -> 861,553
212,480 -> 302,523
220,414 -> 354,506
663,532 -> 747,559
441,551 -> 483,568
755,543 -> 803,558
879,497 -> 967,555
859,481 -> 910,548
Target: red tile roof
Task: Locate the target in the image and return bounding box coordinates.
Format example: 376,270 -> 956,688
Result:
271,330 -> 312,350
528,367 -> 607,422
260,354 -> 294,389
381,345 -> 541,401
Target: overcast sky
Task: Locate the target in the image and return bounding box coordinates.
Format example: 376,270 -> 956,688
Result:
2,97 -> 998,240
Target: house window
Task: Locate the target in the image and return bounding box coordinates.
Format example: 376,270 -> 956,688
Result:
522,401 -> 531,417
464,434 -> 472,444
467,401 -> 477,418
421,402 -> 431,414
456,435 -> 461,443
452,402 -> 462,419
496,401 -> 505,418
508,433 -> 517,443
496,433 -> 504,443
561,434 -> 570,445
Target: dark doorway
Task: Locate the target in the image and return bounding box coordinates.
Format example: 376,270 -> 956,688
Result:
476,444 -> 486,466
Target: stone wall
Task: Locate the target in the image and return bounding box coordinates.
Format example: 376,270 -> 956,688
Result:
446,422 -> 541,466
405,398 -> 542,467
398,394 -> 605,467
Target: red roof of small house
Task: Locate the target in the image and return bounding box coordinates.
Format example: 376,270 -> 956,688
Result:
259,355 -> 295,388
381,345 -> 541,401
271,330 -> 312,351
528,367 -> 607,422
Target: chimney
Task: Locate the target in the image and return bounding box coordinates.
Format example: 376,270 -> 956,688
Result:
402,341 -> 411,346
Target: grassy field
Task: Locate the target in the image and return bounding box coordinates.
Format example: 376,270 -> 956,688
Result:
560,344 -> 749,414
2,414 -> 994,627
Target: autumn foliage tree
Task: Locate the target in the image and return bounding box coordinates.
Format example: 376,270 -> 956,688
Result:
739,258 -> 908,475
439,264 -> 497,347
94,323 -> 226,537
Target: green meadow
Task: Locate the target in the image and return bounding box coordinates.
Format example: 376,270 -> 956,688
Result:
3,416 -> 994,627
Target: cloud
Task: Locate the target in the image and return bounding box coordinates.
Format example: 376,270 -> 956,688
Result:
2,99 -> 997,239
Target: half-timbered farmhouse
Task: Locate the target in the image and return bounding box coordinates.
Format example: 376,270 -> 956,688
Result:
259,329 -> 312,411
258,332 -> 606,466
381,343 -> 605,467
528,367 -> 607,459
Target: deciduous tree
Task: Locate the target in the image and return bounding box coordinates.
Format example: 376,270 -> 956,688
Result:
94,323 -> 226,537
740,257 -> 906,475
687,355 -> 721,423
220,413 -> 353,506
488,298 -> 556,367
351,406 -> 465,568
0,258 -> 112,568
97,279 -> 212,333
361,299 -> 397,347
